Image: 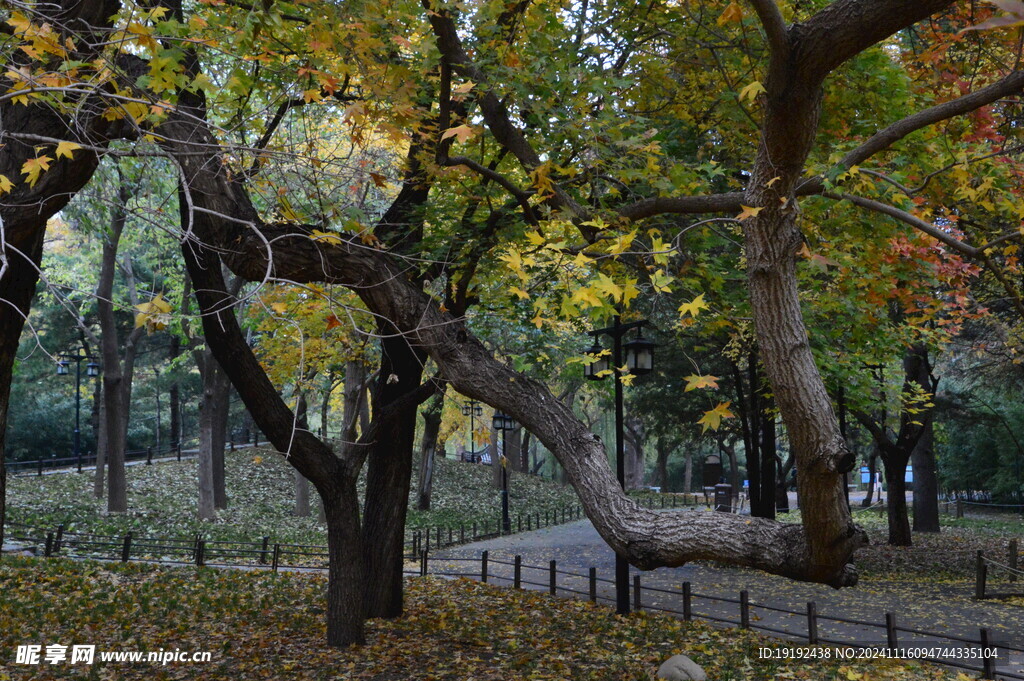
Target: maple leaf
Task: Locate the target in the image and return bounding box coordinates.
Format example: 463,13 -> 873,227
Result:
736,205 -> 764,221
134,294 -> 172,333
593,272 -> 623,303
678,293 -> 710,317
738,80 -> 767,104
0,174 -> 13,194
369,172 -> 388,188
20,155 -> 53,188
310,229 -> 343,246
698,401 -> 735,433
325,314 -> 342,331
54,141 -> 81,160
716,1 -> 744,25
684,374 -> 719,392
509,287 -> 530,300
440,124 -> 476,144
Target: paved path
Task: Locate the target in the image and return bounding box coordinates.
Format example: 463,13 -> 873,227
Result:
433,516 -> 1024,679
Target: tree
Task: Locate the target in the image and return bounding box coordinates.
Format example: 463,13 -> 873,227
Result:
5,0 -> 1024,646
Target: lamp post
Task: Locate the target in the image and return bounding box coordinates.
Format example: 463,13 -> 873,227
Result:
462,400 -> 483,462
493,411 -> 517,534
56,350 -> 100,473
584,315 -> 655,615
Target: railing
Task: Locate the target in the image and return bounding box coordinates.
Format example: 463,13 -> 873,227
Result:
417,550 -> 1024,681
975,543 -> 1023,600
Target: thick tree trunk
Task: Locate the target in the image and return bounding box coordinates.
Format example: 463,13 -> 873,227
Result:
94,386 -> 107,499
324,478 -> 366,646
169,335 -> 181,448
361,333 -> 425,619
212,367 -> 230,510
196,377 -> 217,520
294,469 -> 311,517
911,419 -> 940,532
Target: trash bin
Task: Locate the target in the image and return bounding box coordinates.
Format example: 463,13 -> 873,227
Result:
714,483 -> 732,512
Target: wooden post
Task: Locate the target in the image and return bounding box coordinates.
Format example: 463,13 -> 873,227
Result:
260,536 -> 270,564
527,515 -> 532,531
146,447 -> 153,465
885,613 -> 898,651
589,567 -> 597,602
514,555 -> 522,589
44,533 -> 53,558
740,590 -> 750,629
54,524 -> 64,554
976,550 -> 987,599
633,575 -> 642,610
420,550 -> 428,577
682,582 -> 692,621
517,514 -> 522,532
549,560 -> 557,595
460,525 -> 465,544
980,628 -> 996,680
1009,539 -> 1018,583
195,539 -> 205,567
272,544 -> 280,572
807,602 -> 818,644
121,533 -> 132,562
481,550 -> 489,583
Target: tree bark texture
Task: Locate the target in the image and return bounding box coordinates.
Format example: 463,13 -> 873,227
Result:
416,392 -> 445,512
911,419 -> 940,533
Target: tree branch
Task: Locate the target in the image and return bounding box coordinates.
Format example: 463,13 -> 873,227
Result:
747,0 -> 789,56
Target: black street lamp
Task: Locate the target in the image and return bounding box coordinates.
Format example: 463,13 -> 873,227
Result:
57,349 -> 100,472
493,411 -> 517,534
462,400 -> 483,462
584,315 -> 655,615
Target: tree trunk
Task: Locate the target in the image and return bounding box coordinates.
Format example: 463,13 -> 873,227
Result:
623,415 -> 645,490
911,418 -> 940,532
884,462 -> 912,546
212,366 -> 230,510
169,335 -> 181,448
324,477 -> 366,646
654,436 -> 671,491
683,449 -> 693,494
862,447 -> 879,507
196,377 -> 217,520
416,392 -> 445,512
294,468 -> 311,517
361,333 -> 426,619
758,397 -> 778,520
94,385 -> 107,499
195,347 -> 231,518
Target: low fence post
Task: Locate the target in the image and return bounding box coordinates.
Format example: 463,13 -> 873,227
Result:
549,560 -> 557,595
740,590 -> 749,629
980,628 -> 996,680
195,539 -> 205,567
976,550 -> 987,599
54,524 -> 64,554
481,550 -> 489,583
807,602 -> 818,644
526,515 -> 532,531
38,457 -> 43,476
682,582 -> 692,621
514,555 -> 522,589
44,532 -> 54,557
177,443 -> 182,461
1009,539 -> 1018,583
121,533 -> 132,562
589,567 -> 597,603
633,575 -> 641,610
460,526 -> 465,544
146,447 -> 153,465
271,544 -> 280,572
885,612 -> 898,652
420,550 -> 428,577
260,536 -> 270,564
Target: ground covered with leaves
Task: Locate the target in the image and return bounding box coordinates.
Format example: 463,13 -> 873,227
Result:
5,450 -> 579,546
0,556 -> 977,681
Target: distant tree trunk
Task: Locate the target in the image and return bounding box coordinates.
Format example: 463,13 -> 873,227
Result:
862,446 -> 879,507
520,430 -> 531,474
169,335 -> 181,448
212,368 -> 230,510
361,332 -> 427,619
683,449 -> 693,494
758,397 -> 778,520
416,391 -> 445,511
912,405 -> 940,533
776,453 -> 793,513
507,426 -> 523,473
624,415 -> 645,490
884,462 -> 912,545
654,436 -> 671,490
491,423 -> 502,489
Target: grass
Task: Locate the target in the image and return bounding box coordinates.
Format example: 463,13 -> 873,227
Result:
0,555 -> 978,681
4,448 -> 579,547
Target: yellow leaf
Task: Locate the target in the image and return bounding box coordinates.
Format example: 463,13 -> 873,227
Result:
54,141 -> 81,160
524,230 -> 546,246
269,302 -> 287,314
736,204 -> 764,221
593,272 -> 624,303
716,1 -> 744,25
509,287 -> 530,300
440,124 -> 476,144
134,294 -> 172,333
684,374 -> 719,392
678,293 -> 710,317
766,176 -> 781,187
738,80 -> 767,104
0,174 -> 13,194
698,401 -> 735,433
20,155 -> 53,188
311,229 -> 343,246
